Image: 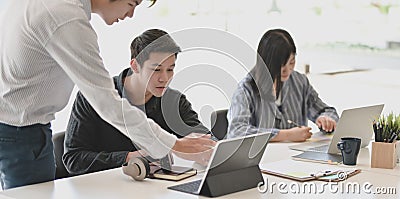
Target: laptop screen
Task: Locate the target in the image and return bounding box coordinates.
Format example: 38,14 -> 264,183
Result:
327,104 -> 384,154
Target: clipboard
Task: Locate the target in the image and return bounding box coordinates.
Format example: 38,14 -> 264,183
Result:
260,159 -> 361,182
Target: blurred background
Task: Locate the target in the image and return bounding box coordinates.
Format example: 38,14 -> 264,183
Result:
1,0 -> 399,132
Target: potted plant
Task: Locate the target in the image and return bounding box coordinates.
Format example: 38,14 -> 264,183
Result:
375,112 -> 400,142
371,112 -> 400,168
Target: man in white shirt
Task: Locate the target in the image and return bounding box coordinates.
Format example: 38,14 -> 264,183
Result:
0,0 -> 215,190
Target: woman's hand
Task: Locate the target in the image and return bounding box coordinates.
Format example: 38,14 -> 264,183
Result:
285,126 -> 312,142
271,126 -> 312,142
316,116 -> 336,133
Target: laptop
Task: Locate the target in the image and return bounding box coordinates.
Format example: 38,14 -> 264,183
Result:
289,104 -> 384,162
168,132 -> 271,197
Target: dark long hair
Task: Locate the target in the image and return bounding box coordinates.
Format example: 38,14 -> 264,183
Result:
250,29 -> 296,98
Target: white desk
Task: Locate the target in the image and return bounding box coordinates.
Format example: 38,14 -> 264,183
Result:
1,140 -> 399,199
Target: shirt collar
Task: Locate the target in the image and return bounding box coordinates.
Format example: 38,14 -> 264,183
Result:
115,68 -> 162,112
114,68 -> 141,110
115,68 -> 132,99
79,0 -> 92,20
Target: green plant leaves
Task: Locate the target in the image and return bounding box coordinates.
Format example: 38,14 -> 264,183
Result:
377,112 -> 400,141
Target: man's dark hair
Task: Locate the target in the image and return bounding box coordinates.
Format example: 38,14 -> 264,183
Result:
130,29 -> 181,67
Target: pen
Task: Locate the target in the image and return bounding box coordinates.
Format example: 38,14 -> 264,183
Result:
310,170 -> 336,178
287,120 -> 301,128
389,135 -> 398,143
388,132 -> 398,143
377,123 -> 382,142
388,131 -> 393,143
373,122 -> 378,142
207,132 -> 219,141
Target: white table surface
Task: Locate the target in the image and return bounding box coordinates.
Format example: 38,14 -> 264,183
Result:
1,135 -> 399,199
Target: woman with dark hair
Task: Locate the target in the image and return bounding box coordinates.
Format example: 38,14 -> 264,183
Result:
227,29 -> 338,142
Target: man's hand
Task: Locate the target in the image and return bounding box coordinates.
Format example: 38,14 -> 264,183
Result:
125,150 -> 148,163
172,133 -> 217,166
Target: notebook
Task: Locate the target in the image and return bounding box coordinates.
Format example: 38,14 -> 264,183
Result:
168,132 -> 272,197
149,165 -> 197,181
290,104 -> 384,154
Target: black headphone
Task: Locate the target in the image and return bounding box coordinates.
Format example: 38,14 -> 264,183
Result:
122,157 -> 150,181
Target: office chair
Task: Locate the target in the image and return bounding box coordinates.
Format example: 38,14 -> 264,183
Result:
52,131 -> 70,179
210,109 -> 228,140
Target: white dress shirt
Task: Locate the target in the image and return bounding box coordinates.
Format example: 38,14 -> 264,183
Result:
0,0 -> 176,158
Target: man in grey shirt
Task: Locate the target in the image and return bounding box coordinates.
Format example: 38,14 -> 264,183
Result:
0,0 -> 215,189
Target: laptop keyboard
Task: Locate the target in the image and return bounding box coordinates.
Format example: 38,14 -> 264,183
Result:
308,144 -> 329,152
168,179 -> 201,194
